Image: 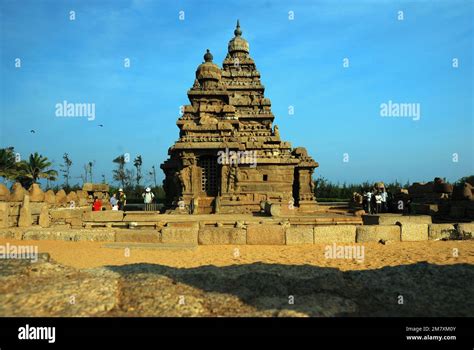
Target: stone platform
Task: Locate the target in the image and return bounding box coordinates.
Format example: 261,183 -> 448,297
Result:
1,218 -> 473,245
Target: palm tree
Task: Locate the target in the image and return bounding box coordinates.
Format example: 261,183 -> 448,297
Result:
133,155 -> 143,188
113,155 -> 127,189
17,153 -> 58,187
0,147 -> 19,180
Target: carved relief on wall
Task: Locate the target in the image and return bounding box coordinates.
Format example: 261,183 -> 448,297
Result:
179,155 -> 196,193
221,164 -> 239,193
221,165 -> 229,193
199,113 -> 219,125
228,165 -> 238,192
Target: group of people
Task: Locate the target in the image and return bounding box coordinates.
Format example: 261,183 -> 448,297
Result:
109,188 -> 127,211
363,188 -> 390,214
91,187 -> 155,212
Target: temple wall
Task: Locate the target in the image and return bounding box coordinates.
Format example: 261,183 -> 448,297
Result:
237,165 -> 294,195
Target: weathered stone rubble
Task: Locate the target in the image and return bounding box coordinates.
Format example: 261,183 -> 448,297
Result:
0,255 -> 473,317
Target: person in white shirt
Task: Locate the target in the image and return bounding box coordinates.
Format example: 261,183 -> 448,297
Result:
142,187 -> 155,211
365,190 -> 373,214
375,192 -> 382,214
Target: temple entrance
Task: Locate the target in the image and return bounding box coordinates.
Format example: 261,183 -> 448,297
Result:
199,156 -> 218,197
292,168 -> 300,206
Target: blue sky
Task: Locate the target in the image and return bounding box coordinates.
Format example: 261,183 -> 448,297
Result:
0,0 -> 473,187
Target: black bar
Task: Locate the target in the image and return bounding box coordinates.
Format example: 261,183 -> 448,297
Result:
0,317 -> 472,346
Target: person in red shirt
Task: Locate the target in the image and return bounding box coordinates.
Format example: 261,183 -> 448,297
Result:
92,197 -> 102,211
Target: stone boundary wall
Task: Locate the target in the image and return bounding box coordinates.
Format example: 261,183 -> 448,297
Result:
1,222 -> 473,245
0,183 -> 109,229
1,187 -> 472,245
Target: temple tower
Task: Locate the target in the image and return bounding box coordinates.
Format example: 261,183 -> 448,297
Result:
161,21 -> 318,214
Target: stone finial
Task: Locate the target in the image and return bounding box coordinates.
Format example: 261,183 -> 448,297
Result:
10,182 -> 27,202
66,191 -> 79,204
29,183 -> 45,202
44,190 -> 56,204
204,49 -> 213,62
234,19 -> 242,36
56,189 -> 67,204
227,20 -> 249,54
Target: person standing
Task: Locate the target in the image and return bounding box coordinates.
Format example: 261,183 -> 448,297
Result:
381,188 -> 388,213
375,191 -> 382,214
142,187 -> 155,211
92,196 -> 102,211
110,193 -> 119,210
386,190 -> 393,212
118,188 -> 127,211
365,189 -> 373,214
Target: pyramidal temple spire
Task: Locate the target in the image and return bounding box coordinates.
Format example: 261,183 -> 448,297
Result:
161,21 -> 319,214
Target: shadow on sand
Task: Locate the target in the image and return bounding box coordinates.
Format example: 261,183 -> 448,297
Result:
105,261 -> 474,317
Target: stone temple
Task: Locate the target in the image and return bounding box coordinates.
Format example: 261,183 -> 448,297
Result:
161,21 -> 319,214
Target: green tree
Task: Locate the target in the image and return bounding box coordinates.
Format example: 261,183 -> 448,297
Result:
87,161 -> 94,183
113,155 -> 127,189
133,155 -> 143,188
0,147 -> 19,181
17,152 -> 57,188
59,153 -> 73,189
456,175 -> 474,186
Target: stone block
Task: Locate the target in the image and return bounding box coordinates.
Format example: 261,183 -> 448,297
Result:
50,208 -> 84,220
400,215 -> 433,225
115,230 -> 160,243
362,214 -> 431,225
428,224 -> 456,240
0,229 -> 23,240
82,183 -> 109,192
166,222 -> 199,229
356,225 -> 401,243
247,224 -> 285,245
22,229 -> 115,242
8,204 -> 20,216
456,223 -> 474,239
411,203 -> 439,215
30,203 -> 45,215
83,211 -> 124,222
18,195 -> 32,228
68,217 -> 83,228
39,205 -> 50,228
285,226 -> 314,244
123,213 -> 161,222
0,202 -> 10,228
198,228 -> 246,245
161,227 -> 198,244
400,223 -> 429,241
313,225 -> 357,243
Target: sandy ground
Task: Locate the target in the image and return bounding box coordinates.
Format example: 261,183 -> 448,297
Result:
1,238 -> 474,316
1,238 -> 473,270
